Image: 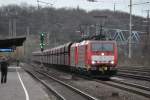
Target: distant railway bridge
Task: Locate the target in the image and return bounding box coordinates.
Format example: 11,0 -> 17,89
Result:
81,28 -> 146,45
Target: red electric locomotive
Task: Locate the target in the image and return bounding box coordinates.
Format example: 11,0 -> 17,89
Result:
70,40 -> 118,76
32,40 -> 118,77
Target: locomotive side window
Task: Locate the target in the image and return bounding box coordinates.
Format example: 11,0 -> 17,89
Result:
92,43 -> 114,52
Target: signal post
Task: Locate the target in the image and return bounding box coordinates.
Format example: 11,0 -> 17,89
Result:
39,32 -> 46,68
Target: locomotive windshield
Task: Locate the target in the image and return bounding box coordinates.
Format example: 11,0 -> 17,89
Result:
92,43 -> 114,52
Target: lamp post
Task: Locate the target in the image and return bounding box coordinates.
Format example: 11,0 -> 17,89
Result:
128,1 -> 150,58
128,0 -> 132,58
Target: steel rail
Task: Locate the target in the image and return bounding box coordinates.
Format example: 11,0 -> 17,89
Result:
94,79 -> 150,98
118,70 -> 150,76
111,78 -> 150,91
117,72 -> 150,81
37,71 -> 99,100
118,67 -> 150,71
28,63 -> 150,99
24,69 -> 66,100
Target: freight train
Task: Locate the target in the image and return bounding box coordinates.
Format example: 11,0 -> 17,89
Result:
32,40 -> 118,77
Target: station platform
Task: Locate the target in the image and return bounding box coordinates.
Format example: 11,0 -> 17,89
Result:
0,65 -> 50,100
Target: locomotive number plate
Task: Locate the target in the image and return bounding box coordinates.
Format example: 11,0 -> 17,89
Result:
92,56 -> 114,62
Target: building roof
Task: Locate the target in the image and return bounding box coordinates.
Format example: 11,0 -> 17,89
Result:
0,36 -> 26,48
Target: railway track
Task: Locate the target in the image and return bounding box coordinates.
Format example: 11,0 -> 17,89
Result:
25,69 -> 65,100
117,71 -> 150,81
23,67 -> 98,100
94,78 -> 150,98
22,63 -> 150,99
110,78 -> 150,91
118,70 -> 150,76
118,66 -> 150,73
116,66 -> 150,81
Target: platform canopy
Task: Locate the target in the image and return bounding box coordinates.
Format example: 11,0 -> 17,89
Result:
0,36 -> 26,48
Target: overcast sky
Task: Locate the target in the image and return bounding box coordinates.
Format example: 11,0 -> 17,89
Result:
0,0 -> 150,17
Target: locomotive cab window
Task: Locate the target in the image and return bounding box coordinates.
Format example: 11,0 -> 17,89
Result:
91,43 -> 114,52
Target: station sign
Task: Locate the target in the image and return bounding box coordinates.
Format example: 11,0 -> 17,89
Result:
0,48 -> 14,52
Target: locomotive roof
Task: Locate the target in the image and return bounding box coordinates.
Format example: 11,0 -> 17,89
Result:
78,40 -> 116,45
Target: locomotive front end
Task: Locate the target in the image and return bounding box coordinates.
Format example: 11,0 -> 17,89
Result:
88,41 -> 118,76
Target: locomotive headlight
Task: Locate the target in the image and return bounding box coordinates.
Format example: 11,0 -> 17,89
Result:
92,61 -> 96,64
110,61 -> 114,64
101,53 -> 104,56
